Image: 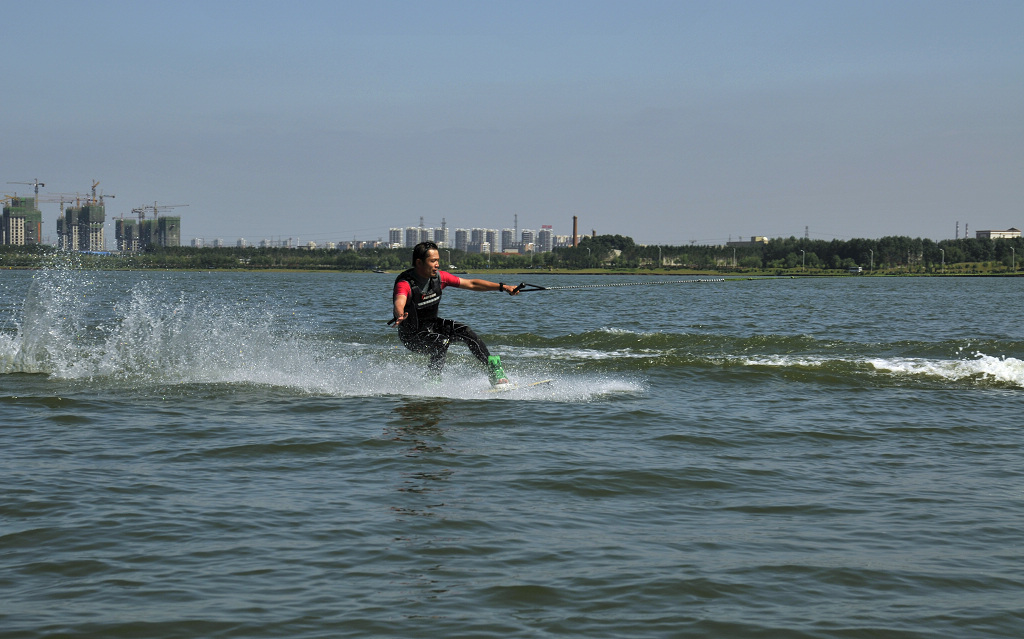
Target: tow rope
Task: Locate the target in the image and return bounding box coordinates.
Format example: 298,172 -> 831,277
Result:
511,278 -> 724,292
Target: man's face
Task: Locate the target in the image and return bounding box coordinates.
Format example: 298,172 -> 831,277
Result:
415,249 -> 440,278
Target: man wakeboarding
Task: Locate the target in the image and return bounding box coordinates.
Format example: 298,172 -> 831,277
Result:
392,241 -> 519,386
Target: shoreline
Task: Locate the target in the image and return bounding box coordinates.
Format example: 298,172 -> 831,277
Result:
3,264 -> 1023,277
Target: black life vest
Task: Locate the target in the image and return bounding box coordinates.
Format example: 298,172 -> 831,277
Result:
394,268 -> 443,331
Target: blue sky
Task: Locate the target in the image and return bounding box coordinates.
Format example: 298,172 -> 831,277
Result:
3,0 -> 1022,246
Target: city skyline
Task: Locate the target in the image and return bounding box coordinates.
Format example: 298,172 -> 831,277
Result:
3,184 -> 1020,251
5,193 -> 1017,252
6,172 -> 1021,249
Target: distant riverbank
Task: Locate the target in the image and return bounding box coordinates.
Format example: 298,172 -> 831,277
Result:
4,263 -> 1023,278
2,245 -> 1022,277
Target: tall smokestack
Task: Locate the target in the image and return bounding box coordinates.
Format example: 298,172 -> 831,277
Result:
572,216 -> 578,247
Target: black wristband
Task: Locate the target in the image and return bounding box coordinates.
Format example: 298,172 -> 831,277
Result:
498,282 -> 505,293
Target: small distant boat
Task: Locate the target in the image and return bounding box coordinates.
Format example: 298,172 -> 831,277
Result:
373,268 -> 387,273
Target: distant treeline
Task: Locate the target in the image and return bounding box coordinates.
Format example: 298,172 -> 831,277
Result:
574,235 -> 1024,271
2,234 -> 1022,272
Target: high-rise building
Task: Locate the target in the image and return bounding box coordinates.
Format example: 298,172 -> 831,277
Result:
469,228 -> 485,253
537,226 -> 554,252
389,228 -> 403,247
501,228 -> 517,252
157,217 -> 181,247
404,227 -> 422,248
115,218 -> 138,251
115,215 -> 180,251
137,220 -> 157,250
464,229 -> 498,254
485,229 -> 499,252
521,229 -> 536,248
455,229 -> 469,252
59,202 -> 105,251
2,197 -> 43,245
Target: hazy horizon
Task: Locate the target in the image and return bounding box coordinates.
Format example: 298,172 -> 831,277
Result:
4,1 -> 1022,246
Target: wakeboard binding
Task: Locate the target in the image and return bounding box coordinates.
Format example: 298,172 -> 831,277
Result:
487,355 -> 509,386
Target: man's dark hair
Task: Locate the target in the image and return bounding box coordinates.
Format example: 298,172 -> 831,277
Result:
412,241 -> 439,266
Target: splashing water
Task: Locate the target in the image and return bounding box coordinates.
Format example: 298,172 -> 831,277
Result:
867,353 -> 1024,387
0,265 -> 630,401
0,265 -> 311,386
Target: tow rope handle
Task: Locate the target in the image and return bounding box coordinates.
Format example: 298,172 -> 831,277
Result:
513,282 -> 546,293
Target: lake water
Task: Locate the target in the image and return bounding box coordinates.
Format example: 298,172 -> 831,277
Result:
1,266 -> 1022,638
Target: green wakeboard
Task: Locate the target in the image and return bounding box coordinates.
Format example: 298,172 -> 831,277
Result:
488,379 -> 554,393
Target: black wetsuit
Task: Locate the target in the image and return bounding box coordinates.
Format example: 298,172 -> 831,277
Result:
394,268 -> 491,373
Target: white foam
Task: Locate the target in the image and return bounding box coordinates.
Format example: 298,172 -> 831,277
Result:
735,354 -> 833,368
868,352 -> 1024,387
717,349 -> 1024,388
598,326 -> 645,335
0,267 -> 640,401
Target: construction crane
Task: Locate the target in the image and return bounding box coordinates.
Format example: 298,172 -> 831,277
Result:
136,201 -> 188,221
6,178 -> 45,203
7,189 -> 73,213
85,181 -> 115,205
37,193 -> 77,205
